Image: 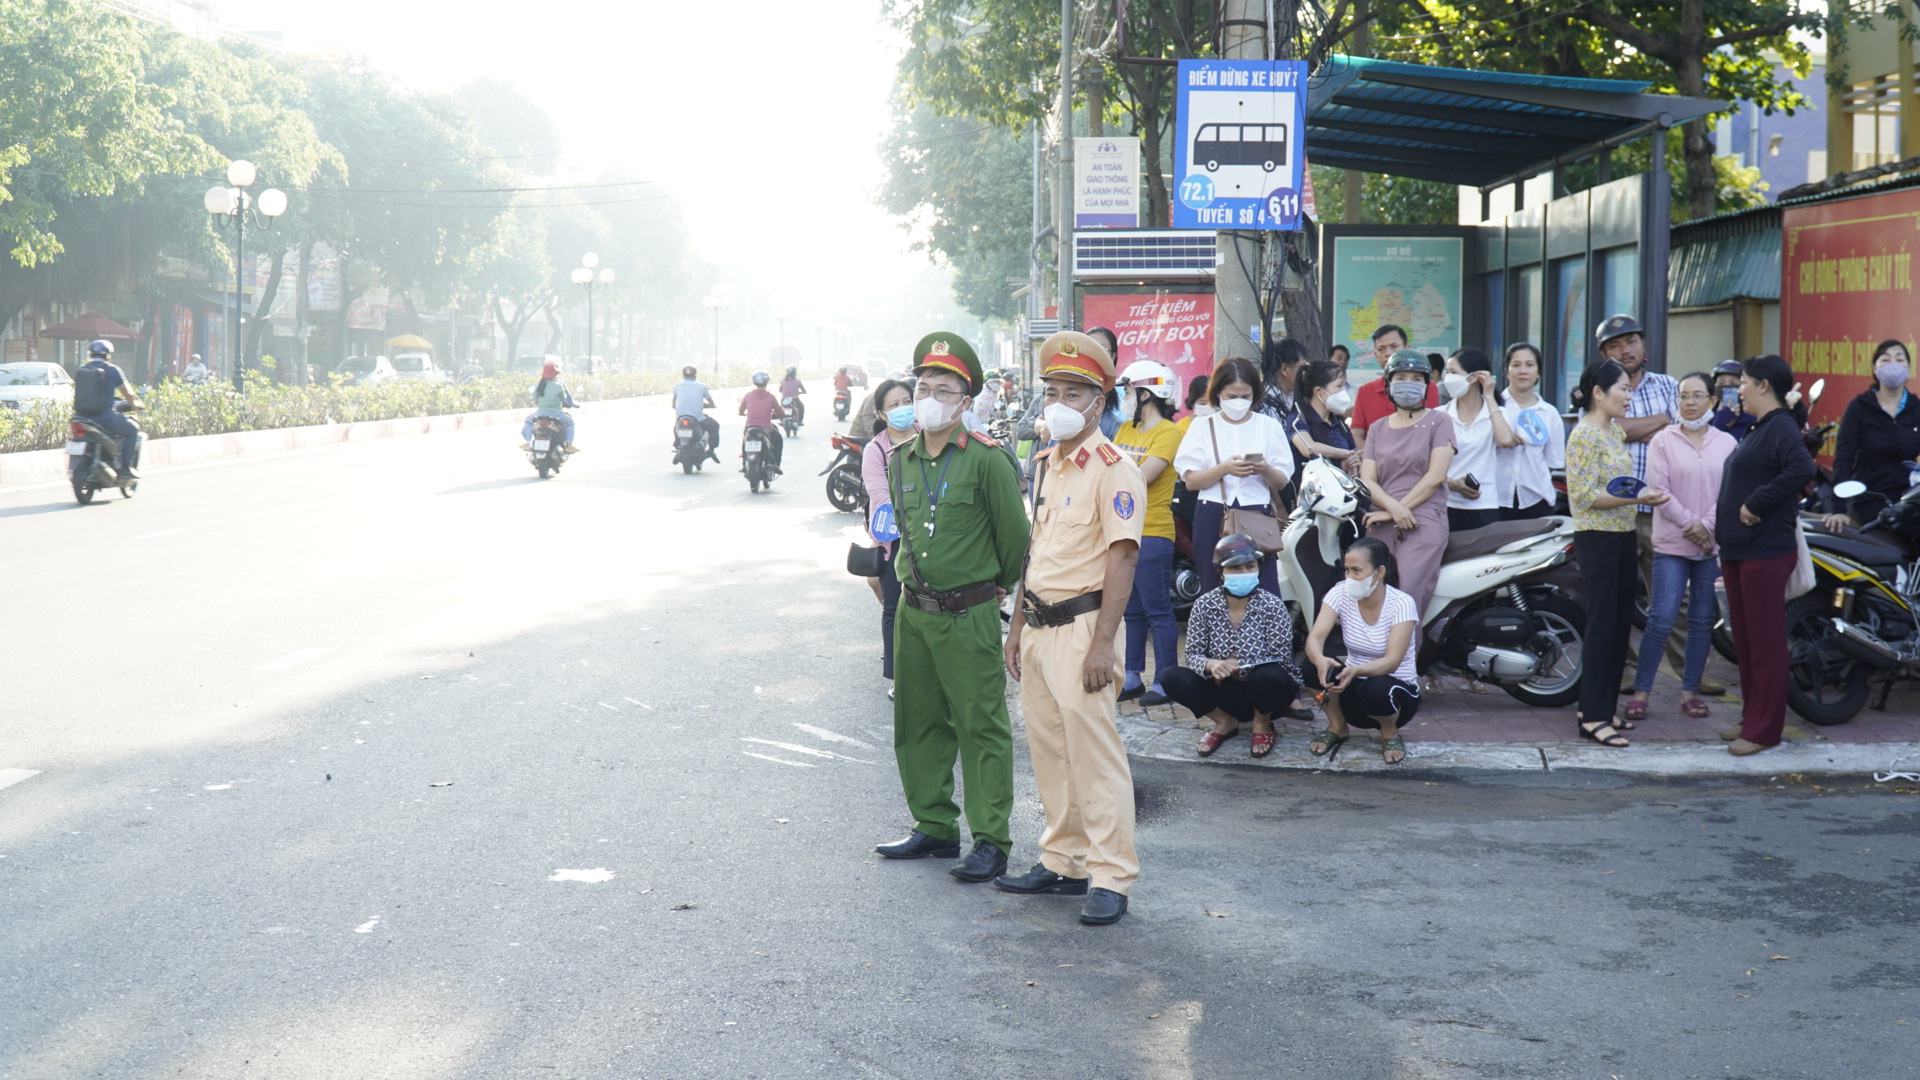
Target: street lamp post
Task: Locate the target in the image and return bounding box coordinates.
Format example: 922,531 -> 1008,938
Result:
204,160 -> 287,392
570,253 -> 614,375
701,292 -> 733,379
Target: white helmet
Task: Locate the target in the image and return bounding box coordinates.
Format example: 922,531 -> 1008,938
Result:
1118,359 -> 1176,401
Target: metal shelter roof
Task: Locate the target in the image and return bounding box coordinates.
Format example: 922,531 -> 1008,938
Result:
1305,56 -> 1724,190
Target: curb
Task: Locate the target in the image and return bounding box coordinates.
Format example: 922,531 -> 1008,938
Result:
1115,710 -> 1920,779
0,394 -> 658,490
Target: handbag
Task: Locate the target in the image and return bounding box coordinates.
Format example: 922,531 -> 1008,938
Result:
1208,416 -> 1287,554
1785,519 -> 1815,599
847,541 -> 885,578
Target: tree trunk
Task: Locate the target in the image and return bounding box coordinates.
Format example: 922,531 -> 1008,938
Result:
245,245 -> 288,377
292,236 -> 315,385
1676,52 -> 1716,219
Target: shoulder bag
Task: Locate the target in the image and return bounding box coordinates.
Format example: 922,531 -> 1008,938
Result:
1208,416 -> 1287,554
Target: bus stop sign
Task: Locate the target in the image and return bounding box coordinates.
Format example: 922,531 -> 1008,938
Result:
1173,60 -> 1309,231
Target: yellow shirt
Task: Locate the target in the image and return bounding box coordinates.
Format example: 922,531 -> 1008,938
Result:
1111,418 -> 1183,539
1026,432 -> 1148,603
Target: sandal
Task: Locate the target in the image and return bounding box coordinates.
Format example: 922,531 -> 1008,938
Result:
1682,698 -> 1711,718
1380,736 -> 1406,765
1623,699 -> 1648,721
1579,719 -> 1629,748
1250,729 -> 1276,758
1197,727 -> 1241,757
1308,728 -> 1348,757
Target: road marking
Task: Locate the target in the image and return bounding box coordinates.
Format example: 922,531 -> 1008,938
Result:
792,723 -> 874,749
742,752 -> 816,768
134,528 -> 190,540
624,698 -> 652,709
0,769 -> 42,792
740,738 -> 876,765
549,868 -> 615,883
598,702 -> 619,711
354,917 -> 380,933
255,647 -> 332,672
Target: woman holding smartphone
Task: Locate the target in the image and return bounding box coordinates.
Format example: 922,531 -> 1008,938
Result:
1173,357 -> 1296,595
1440,347 -> 1517,533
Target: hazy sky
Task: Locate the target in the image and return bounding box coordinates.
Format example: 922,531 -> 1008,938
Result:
219,0 -> 961,337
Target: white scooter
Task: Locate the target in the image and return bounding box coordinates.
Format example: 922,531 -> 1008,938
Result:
1279,458 -> 1588,707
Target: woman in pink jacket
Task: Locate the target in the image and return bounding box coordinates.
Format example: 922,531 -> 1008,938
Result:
861,379 -> 916,684
1627,372 -> 1737,721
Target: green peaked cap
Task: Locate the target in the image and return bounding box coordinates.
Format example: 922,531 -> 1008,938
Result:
911,332 -> 983,395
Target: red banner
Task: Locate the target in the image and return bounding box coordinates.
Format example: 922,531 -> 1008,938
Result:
1782,189 -> 1920,443
1081,291 -> 1215,404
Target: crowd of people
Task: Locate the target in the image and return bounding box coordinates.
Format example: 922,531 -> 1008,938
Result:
841,318 -> 1913,921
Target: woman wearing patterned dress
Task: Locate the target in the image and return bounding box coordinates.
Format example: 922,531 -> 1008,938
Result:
1163,534 -> 1302,759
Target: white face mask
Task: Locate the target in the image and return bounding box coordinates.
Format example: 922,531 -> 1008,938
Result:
1345,572 -> 1380,600
1042,400 -> 1091,442
1118,391 -> 1138,422
1442,373 -> 1471,399
914,395 -> 961,431
1219,397 -> 1253,420
1325,387 -> 1353,414
1192,403 -> 1217,418
1679,412 -> 1713,431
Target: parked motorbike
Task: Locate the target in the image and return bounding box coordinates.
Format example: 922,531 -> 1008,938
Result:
66,402 -> 144,505
672,414 -> 708,474
1781,479 -> 1920,725
742,424 -> 777,493
1280,458 -> 1588,706
527,414 -> 571,479
833,388 -> 852,421
781,398 -> 801,438
823,432 -> 867,513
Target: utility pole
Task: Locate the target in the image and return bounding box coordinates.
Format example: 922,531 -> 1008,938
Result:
1054,0 -> 1075,331
1343,0 -> 1369,224
1214,0 -> 1266,364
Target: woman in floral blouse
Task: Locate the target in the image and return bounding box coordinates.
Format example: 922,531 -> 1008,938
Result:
1162,533 -> 1302,759
1566,359 -> 1671,748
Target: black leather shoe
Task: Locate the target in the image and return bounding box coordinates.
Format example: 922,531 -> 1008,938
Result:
1118,683 -> 1145,702
949,841 -> 1008,883
1139,690 -> 1170,707
994,863 -> 1089,895
1080,887 -> 1128,925
1281,705 -> 1314,721
875,830 -> 961,860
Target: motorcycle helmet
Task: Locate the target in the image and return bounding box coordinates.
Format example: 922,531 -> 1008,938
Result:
1118,359 -> 1177,402
1594,313 -> 1644,349
540,360 -> 561,380
1213,532 -> 1262,569
752,371 -> 771,386
1384,349 -> 1431,380
88,339 -> 114,358
682,365 -> 697,379
786,366 -> 797,376
1713,358 -> 1743,378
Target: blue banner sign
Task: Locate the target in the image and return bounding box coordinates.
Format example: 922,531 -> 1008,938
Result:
1172,60 -> 1309,231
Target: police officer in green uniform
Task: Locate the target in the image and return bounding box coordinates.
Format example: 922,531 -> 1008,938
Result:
875,332 -> 1032,884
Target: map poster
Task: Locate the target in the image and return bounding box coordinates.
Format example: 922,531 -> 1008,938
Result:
1081,291 -> 1215,398
1329,236 -> 1463,380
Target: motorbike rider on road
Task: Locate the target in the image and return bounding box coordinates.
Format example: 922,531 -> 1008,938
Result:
673,365 -> 723,462
780,366 -> 807,427
519,360 -> 578,452
73,339 -> 143,479
182,353 -> 210,385
741,370 -> 788,470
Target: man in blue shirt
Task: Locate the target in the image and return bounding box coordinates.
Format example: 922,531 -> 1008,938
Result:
672,366 -> 722,461
72,339 -> 143,478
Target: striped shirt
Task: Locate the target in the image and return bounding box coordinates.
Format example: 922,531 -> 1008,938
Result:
1626,371 -> 1679,502
1323,583 -> 1420,683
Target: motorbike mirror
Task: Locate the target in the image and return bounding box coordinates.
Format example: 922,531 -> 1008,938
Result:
1833,480 -> 1868,500
1808,378 -> 1825,404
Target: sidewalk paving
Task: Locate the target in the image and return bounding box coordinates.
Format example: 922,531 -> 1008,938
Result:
1113,631 -> 1920,779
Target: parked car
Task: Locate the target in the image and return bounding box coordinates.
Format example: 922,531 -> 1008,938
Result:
0,362 -> 75,411
390,352 -> 449,383
335,355 -> 398,387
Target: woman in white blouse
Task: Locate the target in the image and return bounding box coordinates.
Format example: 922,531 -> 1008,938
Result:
1440,347 -> 1518,533
1173,356 -> 1295,595
1495,342 -> 1567,521
1301,537 -> 1422,765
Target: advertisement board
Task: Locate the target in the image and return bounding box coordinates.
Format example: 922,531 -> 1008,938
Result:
1327,235 -> 1464,381
1074,137 -> 1140,228
1082,291 -> 1215,399
1172,60 -> 1308,230
1782,188 -> 1920,440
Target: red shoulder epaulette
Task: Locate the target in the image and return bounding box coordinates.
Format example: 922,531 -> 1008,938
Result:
1096,443 -> 1123,466
971,430 -> 1000,448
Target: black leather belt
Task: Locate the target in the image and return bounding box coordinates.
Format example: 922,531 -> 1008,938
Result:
1022,590 -> 1104,629
902,580 -> 998,616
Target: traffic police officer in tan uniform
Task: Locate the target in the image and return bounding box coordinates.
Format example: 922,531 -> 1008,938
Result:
998,331 -> 1146,925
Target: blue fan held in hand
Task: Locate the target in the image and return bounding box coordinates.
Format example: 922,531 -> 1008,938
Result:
1605,476 -> 1646,499
871,502 -> 901,542
1516,409 -> 1551,446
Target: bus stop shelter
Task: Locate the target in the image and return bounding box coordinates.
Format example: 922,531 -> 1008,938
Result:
1304,56 -> 1723,383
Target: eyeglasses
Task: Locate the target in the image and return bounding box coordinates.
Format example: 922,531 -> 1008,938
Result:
1677,392 -> 1713,402
914,385 -> 968,403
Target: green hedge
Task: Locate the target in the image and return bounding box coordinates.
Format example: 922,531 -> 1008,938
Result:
0,367 -> 769,455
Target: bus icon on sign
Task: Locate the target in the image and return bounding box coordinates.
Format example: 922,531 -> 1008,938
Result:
1193,123 -> 1289,173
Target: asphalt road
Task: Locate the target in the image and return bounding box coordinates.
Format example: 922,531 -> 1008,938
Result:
1,397 -> 1914,1080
